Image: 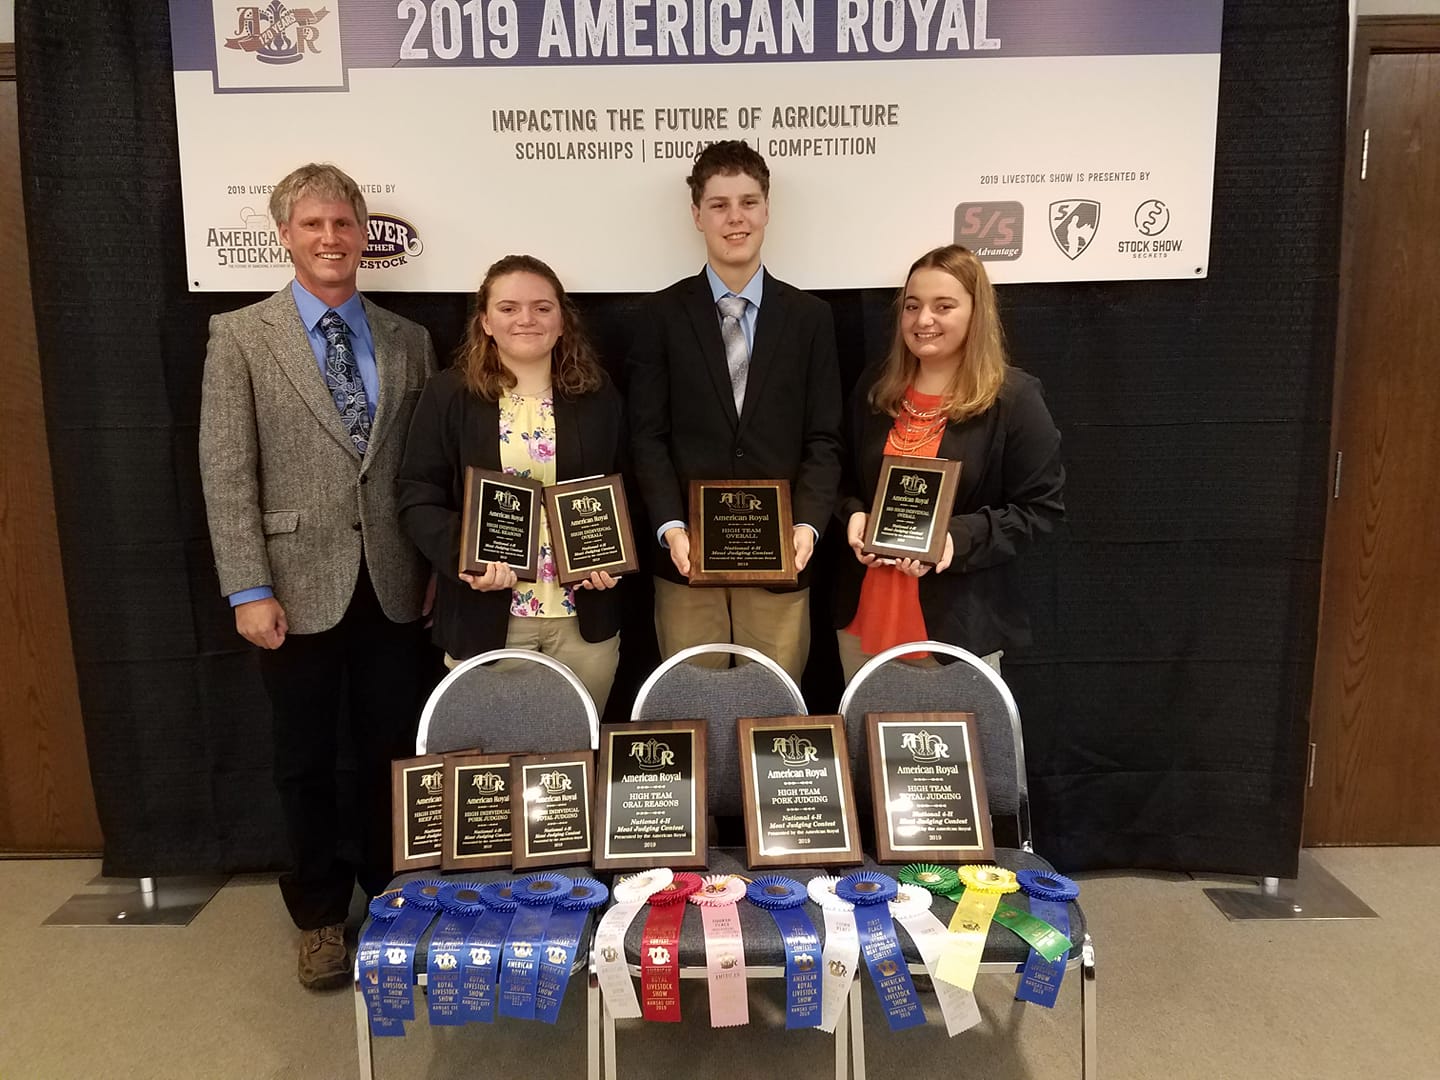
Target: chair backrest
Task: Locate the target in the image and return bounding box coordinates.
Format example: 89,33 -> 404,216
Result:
631,644 -> 807,817
838,640 -> 1031,847
417,649 -> 600,755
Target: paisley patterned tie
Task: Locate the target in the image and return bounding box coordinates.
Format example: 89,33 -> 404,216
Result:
319,309 -> 372,455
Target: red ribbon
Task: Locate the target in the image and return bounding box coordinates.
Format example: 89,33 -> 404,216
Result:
639,873 -> 701,1022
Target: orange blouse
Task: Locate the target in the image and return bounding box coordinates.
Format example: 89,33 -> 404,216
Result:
844,387 -> 945,657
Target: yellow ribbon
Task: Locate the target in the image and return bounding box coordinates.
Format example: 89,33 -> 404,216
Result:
935,866 -> 1019,991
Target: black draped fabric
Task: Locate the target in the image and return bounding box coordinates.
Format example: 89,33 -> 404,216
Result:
17,0 -> 1344,877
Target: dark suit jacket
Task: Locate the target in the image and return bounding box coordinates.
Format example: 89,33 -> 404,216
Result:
626,267 -> 843,587
396,367 -> 627,660
198,287 -> 435,634
834,365 -> 1065,655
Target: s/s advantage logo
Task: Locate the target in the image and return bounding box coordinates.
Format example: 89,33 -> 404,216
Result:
953,202 -> 1024,261
362,214 -> 424,269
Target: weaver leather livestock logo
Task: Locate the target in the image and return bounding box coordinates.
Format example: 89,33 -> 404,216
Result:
1049,199 -> 1101,260
225,2 -> 329,64
629,739 -> 676,771
954,201 -> 1024,261
362,214 -> 424,269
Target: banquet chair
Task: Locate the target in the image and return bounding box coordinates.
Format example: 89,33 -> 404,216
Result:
354,649 -> 603,1080
838,641 -> 1096,1079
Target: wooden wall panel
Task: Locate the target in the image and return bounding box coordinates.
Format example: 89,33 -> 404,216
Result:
0,80 -> 103,853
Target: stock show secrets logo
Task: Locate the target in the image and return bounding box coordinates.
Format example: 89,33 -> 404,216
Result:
225,3 -> 329,64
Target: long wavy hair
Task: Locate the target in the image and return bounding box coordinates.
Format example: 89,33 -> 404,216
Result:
456,255 -> 604,401
868,245 -> 1007,421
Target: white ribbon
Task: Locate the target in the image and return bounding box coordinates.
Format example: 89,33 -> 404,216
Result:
807,876 -> 860,1034
595,869 -> 675,1019
889,884 -> 981,1036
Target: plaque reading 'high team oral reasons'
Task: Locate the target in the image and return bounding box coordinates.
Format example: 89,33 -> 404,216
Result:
737,715 -> 862,869
594,720 -> 707,871
510,750 -> 594,870
543,474 -> 639,586
461,467 -> 543,581
688,479 -> 797,586
862,456 -> 962,565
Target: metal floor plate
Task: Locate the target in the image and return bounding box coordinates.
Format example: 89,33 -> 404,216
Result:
1203,851 -> 1378,921
43,875 -> 228,927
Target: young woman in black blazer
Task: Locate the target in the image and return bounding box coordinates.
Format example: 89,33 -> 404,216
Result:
835,245 -> 1065,682
397,255 -> 625,710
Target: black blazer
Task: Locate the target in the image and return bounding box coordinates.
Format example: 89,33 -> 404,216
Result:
834,365 -> 1065,655
626,268 -> 843,587
396,367 -> 627,660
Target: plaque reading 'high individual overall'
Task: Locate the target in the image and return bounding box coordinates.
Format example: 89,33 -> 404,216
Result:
442,751 -> 513,871
867,712 -> 993,864
594,720 -> 707,871
737,715 -> 862,869
460,467 -> 543,581
688,479 -> 797,586
391,754 -> 445,873
862,456 -> 962,565
510,751 -> 594,870
543,474 -> 639,586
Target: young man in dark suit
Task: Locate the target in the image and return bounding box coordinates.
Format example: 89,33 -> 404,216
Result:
199,163 -> 436,989
627,141 -> 842,683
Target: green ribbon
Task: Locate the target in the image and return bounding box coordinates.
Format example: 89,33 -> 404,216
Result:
899,864 -> 1072,963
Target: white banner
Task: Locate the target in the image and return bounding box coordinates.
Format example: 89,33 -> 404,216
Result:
170,1 -> 1222,292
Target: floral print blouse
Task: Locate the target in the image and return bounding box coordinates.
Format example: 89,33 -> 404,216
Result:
499,389 -> 576,619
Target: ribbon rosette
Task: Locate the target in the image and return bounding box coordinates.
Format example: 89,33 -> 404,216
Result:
358,891 -> 406,1037
1013,870 -> 1080,1008
500,873 -> 573,1020
453,881 -> 521,1024
688,876 -> 751,1028
426,883 -> 486,1026
746,875 -> 823,1029
887,883 -> 982,1036
834,872 -> 926,1031
806,876 -> 859,1034
535,877 -> 609,1024
595,868 -> 676,1020
640,872 -> 702,1022
373,882 -> 444,1024
934,865 -> 1018,991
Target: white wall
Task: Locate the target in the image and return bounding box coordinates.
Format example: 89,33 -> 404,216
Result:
1,0 -> 14,45
1356,0 -> 1440,12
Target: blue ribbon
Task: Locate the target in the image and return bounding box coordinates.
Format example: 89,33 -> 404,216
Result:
836,872 -> 926,1032
358,893 -> 406,1038
426,883 -> 486,1026
746,876 -> 822,1030
1015,870 -> 1079,1008
535,878 -> 608,1025
460,883 -> 519,1023
377,881 -> 442,1021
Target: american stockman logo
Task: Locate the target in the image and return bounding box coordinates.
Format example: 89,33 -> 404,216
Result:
225,3 -> 329,65
1049,199 -> 1101,260
363,214 -> 424,269
954,201 -> 1024,261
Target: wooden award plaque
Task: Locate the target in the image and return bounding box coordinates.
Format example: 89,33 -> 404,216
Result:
543,474 -> 640,586
460,467 -> 544,581
441,750 -> 514,871
688,479 -> 798,586
593,719 -> 708,871
390,754 -> 445,873
509,750 -> 595,870
862,456 -> 962,565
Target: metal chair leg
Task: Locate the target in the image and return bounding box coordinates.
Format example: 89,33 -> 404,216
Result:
1081,933 -> 1097,1080
353,967 -> 374,1080
848,979 -> 865,1080
834,980 -> 849,1080
603,995 -> 618,1080
588,965 -> 601,1080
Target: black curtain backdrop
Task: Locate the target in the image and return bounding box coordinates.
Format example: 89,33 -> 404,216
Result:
16,1 -> 1345,878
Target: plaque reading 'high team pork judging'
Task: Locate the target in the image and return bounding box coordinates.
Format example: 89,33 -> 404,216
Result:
737,715 -> 861,869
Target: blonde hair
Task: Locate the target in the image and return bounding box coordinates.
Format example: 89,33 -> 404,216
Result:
269,163 -> 367,230
456,255 -> 604,402
868,245 -> 1007,421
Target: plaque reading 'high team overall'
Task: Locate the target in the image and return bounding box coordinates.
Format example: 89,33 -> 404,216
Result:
441,751 -> 513,871
510,750 -> 594,870
460,467 -> 543,581
862,456 -> 962,565
543,474 -> 639,586
737,715 -> 862,869
688,479 -> 797,586
866,712 -> 993,864
593,720 -> 707,871
391,754 -> 445,873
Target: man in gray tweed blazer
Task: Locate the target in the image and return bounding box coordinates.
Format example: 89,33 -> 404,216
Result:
199,163 -> 436,990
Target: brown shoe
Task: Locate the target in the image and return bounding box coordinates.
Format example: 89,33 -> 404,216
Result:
297,923 -> 350,991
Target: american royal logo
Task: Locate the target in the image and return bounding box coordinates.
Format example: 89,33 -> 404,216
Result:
225,3 -> 330,65
363,214 -> 425,269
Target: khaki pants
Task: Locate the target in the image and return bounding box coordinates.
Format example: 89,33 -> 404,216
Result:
445,616 -> 619,715
836,629 -> 1002,685
653,577 -> 810,685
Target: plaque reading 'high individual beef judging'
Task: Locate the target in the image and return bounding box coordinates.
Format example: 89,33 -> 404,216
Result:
460,467 -> 543,581
543,474 -> 639,586
862,456 -> 962,565
510,751 -> 594,870
867,712 -> 993,864
737,715 -> 862,869
594,720 -> 707,871
391,754 -> 445,873
441,751 -> 513,871
688,479 -> 797,586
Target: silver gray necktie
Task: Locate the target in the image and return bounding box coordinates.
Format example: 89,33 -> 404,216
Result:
717,295 -> 749,414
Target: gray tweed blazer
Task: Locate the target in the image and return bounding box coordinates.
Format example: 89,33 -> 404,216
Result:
199,286 -> 436,634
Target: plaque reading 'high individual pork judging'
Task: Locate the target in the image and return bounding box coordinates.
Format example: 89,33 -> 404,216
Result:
594,720 -> 707,871
442,751 -> 513,871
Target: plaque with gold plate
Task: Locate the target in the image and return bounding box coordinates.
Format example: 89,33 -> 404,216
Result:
509,750 -> 595,870
688,479 -> 798,586
390,754 -> 445,873
593,719 -> 708,871
543,473 -> 639,586
440,750 -> 514,871
861,456 -> 962,565
866,711 -> 993,864
460,466 -> 543,581
737,715 -> 862,869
